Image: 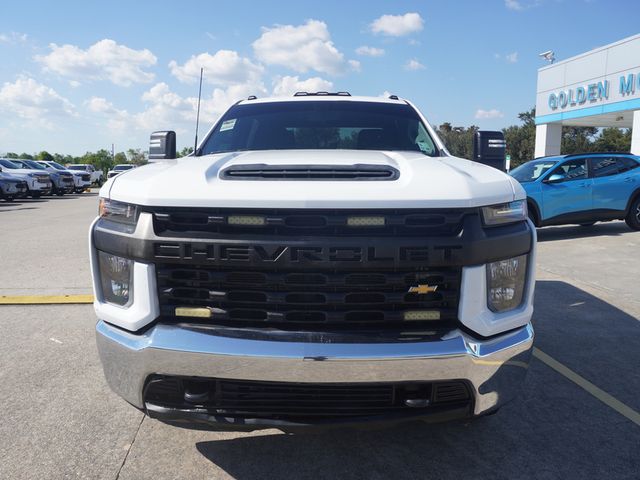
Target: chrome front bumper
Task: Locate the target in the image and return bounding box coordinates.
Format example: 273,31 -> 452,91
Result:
96,320 -> 534,421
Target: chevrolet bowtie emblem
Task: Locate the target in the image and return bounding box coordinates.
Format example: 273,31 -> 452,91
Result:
408,284 -> 438,294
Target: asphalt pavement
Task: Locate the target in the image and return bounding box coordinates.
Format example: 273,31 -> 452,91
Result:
0,194 -> 638,480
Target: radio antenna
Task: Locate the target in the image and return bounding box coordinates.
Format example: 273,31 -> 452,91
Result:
193,67 -> 204,156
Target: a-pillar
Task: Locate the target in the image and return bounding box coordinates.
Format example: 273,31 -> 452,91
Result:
631,110 -> 640,155
534,123 -> 562,158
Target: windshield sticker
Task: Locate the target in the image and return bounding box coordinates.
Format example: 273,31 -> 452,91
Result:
220,119 -> 237,132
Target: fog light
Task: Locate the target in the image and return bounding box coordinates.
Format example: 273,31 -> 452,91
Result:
98,251 -> 133,307
486,254 -> 527,312
347,216 -> 385,227
404,310 -> 441,321
228,215 -> 266,226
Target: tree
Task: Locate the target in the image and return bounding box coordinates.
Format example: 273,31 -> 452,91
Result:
114,152 -> 127,164
18,153 -> 34,159
5,152 -> 19,158
593,128 -> 631,152
178,146 -> 194,157
126,148 -> 148,165
561,126 -> 597,154
36,151 -> 54,162
80,149 -> 114,174
435,123 -> 478,159
502,108 -> 536,168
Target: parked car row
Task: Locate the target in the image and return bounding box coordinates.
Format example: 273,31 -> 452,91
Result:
0,158 -> 104,201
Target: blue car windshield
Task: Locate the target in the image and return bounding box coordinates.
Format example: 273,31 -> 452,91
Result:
510,159 -> 558,183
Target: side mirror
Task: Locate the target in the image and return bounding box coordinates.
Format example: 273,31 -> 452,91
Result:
545,173 -> 564,184
149,131 -> 176,161
472,131 -> 507,171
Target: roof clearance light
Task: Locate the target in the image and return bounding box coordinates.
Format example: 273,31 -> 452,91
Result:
228,215 -> 266,226
404,310 -> 441,321
347,216 -> 385,227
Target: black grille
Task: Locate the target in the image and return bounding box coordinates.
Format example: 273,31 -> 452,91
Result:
144,376 -> 471,419
220,164 -> 399,181
157,264 -> 460,330
152,207 -> 468,237
81,174 -> 91,181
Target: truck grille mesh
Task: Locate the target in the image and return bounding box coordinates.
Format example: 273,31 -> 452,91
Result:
144,376 -> 471,419
157,264 -> 461,330
151,207 -> 468,237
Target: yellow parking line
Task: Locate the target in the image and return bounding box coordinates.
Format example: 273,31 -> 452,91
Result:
533,347 -> 640,427
0,294 -> 94,305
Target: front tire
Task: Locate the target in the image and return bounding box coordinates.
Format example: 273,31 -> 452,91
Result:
625,196 -> 640,230
30,191 -> 41,199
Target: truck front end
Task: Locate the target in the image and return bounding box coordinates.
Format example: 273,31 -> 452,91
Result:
91,95 -> 535,431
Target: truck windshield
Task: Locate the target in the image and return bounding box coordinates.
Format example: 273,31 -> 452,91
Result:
199,101 -> 439,157
510,159 -> 558,183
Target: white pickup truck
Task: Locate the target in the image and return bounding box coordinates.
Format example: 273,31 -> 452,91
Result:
91,93 -> 536,431
67,164 -> 103,186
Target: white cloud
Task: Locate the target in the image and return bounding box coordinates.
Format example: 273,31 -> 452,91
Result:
404,59 -> 425,71
0,32 -> 28,44
169,50 -> 263,86
0,77 -> 75,127
83,82 -> 265,135
272,75 -> 334,96
505,52 -> 518,63
252,20 -> 354,75
35,39 -> 157,86
475,109 -> 504,119
505,0 -> 524,10
85,96 -> 130,131
370,13 -> 424,36
356,46 -> 385,57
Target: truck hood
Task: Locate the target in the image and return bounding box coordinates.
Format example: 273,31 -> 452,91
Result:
106,150 -> 523,209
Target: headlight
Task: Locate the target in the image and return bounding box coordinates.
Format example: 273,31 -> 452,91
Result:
486,254 -> 528,312
99,198 -> 138,225
98,252 -> 133,306
482,200 -> 527,226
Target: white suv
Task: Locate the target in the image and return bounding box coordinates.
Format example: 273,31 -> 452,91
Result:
91,93 -> 536,431
67,164 -> 103,186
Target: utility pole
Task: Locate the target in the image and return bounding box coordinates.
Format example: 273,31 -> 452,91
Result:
111,143 -> 115,162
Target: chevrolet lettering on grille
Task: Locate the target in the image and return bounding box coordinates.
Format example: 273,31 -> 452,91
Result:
152,242 -> 463,265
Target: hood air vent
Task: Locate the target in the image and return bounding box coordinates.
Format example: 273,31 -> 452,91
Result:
220,164 -> 399,181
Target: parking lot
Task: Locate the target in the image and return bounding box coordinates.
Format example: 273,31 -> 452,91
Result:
0,194 -> 638,480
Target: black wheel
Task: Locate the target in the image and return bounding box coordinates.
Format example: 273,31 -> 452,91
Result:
30,191 -> 41,199
5,197 -> 14,202
580,222 -> 596,227
56,190 -> 64,196
626,196 -> 640,230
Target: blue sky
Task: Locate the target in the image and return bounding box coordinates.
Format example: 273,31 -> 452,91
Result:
0,0 -> 638,156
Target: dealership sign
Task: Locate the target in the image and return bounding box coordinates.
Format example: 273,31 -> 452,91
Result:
548,74 -> 640,111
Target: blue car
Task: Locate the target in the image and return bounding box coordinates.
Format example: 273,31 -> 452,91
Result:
510,153 -> 640,230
